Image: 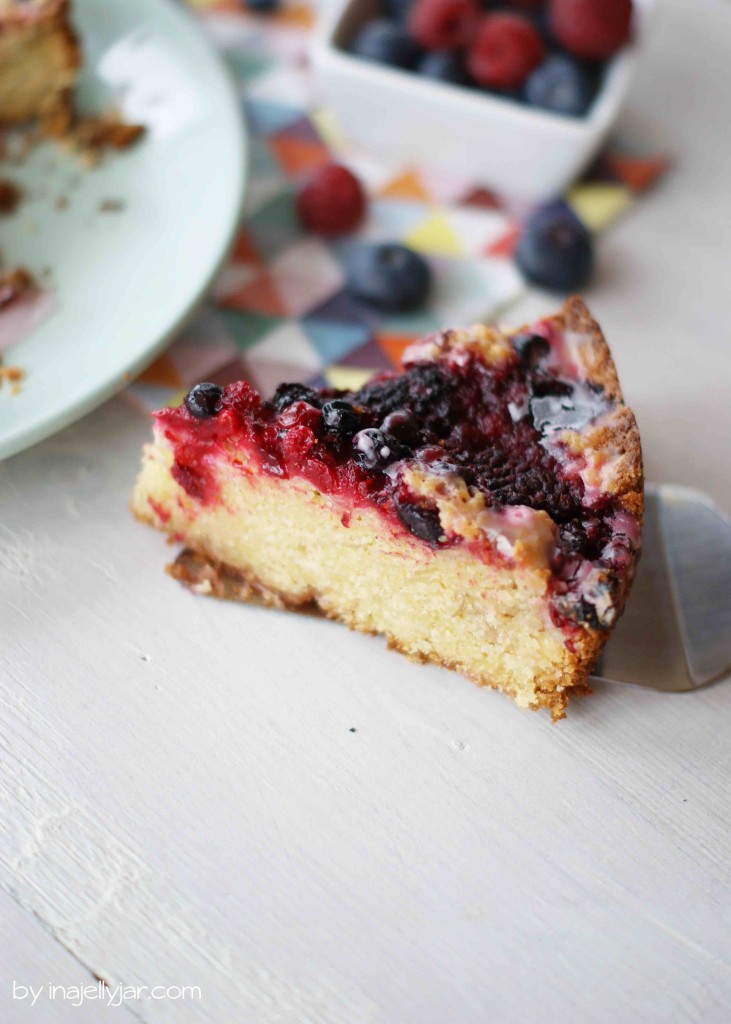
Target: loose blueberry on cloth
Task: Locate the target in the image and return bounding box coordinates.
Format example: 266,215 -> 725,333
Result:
344,244 -> 432,313
516,203 -> 594,291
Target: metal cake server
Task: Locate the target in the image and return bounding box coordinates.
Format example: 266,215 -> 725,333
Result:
594,485 -> 731,692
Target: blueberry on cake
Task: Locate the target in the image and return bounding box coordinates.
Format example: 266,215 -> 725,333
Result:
132,298 -> 643,719
0,0 -> 80,127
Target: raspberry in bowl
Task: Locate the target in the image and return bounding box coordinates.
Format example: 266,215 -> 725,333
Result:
314,0 -> 654,200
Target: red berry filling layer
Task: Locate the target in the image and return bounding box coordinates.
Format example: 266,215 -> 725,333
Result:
157,329 -> 638,634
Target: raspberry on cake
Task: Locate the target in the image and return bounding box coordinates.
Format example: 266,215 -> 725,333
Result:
0,0 -> 80,127
132,298 -> 643,720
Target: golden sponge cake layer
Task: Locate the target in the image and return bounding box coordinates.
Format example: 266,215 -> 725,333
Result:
133,440 -> 594,720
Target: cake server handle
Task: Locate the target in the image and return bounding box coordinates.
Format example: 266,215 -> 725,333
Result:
593,485 -> 731,692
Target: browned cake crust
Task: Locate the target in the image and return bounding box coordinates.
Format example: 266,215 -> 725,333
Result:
514,298 -> 644,693
548,300 -> 643,688
545,296 -> 644,517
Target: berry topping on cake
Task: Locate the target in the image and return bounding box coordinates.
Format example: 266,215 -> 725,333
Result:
184,383 -> 224,419
512,332 -> 551,367
353,428 -> 403,470
381,409 -> 419,442
271,383 -> 319,415
134,299 -> 643,721
394,498 -> 445,543
321,399 -> 362,439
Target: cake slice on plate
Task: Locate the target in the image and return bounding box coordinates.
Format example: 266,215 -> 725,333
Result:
0,0 -> 80,127
132,298 -> 643,719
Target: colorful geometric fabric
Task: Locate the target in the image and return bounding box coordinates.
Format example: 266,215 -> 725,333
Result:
126,0 -> 668,413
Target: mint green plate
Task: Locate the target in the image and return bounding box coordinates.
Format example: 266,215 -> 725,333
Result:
0,0 -> 246,460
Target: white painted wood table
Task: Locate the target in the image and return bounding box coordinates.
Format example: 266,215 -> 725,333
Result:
2,1 -> 731,1020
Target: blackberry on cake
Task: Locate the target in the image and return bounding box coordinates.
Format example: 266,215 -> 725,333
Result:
132,298 -> 643,720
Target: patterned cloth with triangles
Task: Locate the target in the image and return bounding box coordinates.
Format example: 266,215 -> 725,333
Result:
126,0 -> 668,412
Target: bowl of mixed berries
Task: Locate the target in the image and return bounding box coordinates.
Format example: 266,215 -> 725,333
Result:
314,0 -> 652,200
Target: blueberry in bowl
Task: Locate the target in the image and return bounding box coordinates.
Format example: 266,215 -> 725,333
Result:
417,50 -> 469,85
524,54 -> 597,117
351,18 -> 422,68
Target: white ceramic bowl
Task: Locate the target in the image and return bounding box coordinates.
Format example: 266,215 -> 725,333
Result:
314,0 -> 653,201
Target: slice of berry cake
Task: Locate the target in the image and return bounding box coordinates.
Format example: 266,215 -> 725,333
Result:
132,298 -> 642,719
0,0 -> 80,127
